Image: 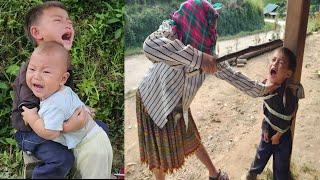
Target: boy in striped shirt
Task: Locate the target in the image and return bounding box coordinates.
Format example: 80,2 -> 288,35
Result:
246,47 -> 298,180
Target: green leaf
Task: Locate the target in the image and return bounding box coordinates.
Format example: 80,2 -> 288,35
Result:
115,29 -> 122,39
5,138 -> 16,146
107,18 -> 120,24
0,127 -> 9,135
0,138 -> 7,145
0,82 -> 8,90
88,24 -> 97,34
6,64 -> 20,76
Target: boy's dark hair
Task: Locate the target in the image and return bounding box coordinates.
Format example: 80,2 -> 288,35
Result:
278,47 -> 297,73
24,1 -> 67,45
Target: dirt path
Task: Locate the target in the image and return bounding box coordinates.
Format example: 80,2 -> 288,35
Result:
125,33 -> 320,180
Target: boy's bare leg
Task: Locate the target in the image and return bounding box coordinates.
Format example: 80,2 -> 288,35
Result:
195,143 -> 219,177
153,168 -> 165,180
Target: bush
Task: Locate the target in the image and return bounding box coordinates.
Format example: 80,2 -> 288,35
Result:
125,2 -> 180,48
308,13 -> 320,33
217,1 -> 265,36
125,1 -> 265,49
0,0 -> 124,177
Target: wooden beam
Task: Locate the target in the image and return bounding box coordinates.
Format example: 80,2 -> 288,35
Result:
284,0 -> 310,169
284,0 -> 310,83
238,41 -> 283,60
193,40 -> 284,76
216,39 -> 283,63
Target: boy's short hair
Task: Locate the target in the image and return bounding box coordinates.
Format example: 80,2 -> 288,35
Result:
25,1 -> 67,45
278,47 -> 297,73
34,41 -> 71,71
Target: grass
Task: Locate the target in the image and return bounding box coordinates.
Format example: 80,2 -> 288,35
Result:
125,22 -> 275,56
246,0 -> 264,9
260,167 -> 273,180
300,164 -> 320,179
307,13 -> 320,34
258,160 -> 320,180
0,145 -> 24,178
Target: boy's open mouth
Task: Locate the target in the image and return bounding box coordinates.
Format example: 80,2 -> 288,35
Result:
61,32 -> 72,41
270,67 -> 277,76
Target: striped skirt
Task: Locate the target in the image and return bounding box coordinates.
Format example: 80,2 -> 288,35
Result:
136,90 -> 201,174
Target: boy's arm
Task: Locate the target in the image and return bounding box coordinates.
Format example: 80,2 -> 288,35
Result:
17,62 -> 40,107
11,62 -> 40,131
215,61 -> 278,97
62,107 -> 89,133
21,107 -> 60,140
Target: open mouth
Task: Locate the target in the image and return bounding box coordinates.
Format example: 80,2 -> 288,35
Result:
61,32 -> 72,42
270,68 -> 277,76
33,83 -> 44,91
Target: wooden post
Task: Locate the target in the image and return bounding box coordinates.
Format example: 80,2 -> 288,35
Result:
283,0 -> 310,166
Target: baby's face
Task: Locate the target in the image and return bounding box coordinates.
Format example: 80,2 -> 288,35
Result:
267,51 -> 292,85
35,7 -> 74,50
26,52 -> 69,100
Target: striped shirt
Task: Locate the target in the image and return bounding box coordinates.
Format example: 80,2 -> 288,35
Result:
139,21 -> 268,128
262,83 -> 297,134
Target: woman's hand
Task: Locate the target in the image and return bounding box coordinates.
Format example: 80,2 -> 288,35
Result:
21,106 -> 40,126
201,53 -> 217,74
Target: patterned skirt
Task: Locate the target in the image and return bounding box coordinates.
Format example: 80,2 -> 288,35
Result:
136,90 -> 201,174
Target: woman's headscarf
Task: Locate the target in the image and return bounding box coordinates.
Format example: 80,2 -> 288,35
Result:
172,0 -> 219,54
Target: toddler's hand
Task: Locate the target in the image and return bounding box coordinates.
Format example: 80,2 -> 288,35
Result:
21,106 -> 39,126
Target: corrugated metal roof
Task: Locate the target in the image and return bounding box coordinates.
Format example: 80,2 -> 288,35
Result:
264,3 -> 279,14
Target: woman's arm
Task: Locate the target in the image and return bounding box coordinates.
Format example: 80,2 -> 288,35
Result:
143,21 -> 203,70
215,61 -> 270,98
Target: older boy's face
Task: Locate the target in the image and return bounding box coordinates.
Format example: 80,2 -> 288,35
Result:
26,52 -> 69,100
267,51 -> 292,85
35,7 -> 74,50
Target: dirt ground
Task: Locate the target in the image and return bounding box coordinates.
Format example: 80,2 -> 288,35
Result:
124,33 -> 320,180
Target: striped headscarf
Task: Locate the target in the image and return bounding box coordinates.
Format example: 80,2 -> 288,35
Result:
172,0 -> 219,54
